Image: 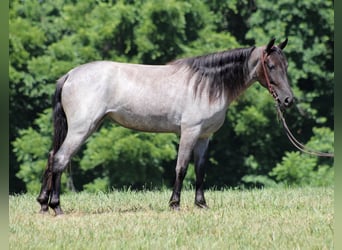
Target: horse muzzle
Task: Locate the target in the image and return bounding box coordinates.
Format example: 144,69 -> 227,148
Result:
283,96 -> 293,107
277,95 -> 294,109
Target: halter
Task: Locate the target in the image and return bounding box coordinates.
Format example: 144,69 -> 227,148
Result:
260,50 -> 334,158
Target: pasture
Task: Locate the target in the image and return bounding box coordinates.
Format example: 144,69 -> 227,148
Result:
10,187 -> 333,249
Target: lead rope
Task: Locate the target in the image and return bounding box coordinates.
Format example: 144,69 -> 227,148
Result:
261,51 -> 334,158
275,105 -> 334,157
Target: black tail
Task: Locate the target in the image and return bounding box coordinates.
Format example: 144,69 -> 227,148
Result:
52,74 -> 69,154
37,74 -> 69,209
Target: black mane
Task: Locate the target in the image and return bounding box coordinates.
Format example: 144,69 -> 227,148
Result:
171,47 -> 255,102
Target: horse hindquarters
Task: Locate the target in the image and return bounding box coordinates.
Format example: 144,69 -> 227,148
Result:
37,73 -> 107,215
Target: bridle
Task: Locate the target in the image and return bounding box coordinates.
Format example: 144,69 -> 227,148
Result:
260,50 -> 334,158
261,50 -> 279,102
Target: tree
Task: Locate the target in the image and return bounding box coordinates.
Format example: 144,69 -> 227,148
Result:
270,127 -> 334,186
182,0 -> 334,188
246,0 -> 334,129
240,0 -> 334,187
10,0 -> 334,193
11,0 -> 240,193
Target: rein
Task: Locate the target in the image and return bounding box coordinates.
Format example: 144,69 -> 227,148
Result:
261,51 -> 334,158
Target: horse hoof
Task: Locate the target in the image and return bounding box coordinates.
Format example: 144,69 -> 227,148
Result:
55,213 -> 64,218
39,209 -> 50,215
195,201 -> 209,209
169,201 -> 180,211
53,206 -> 64,216
39,204 -> 50,214
171,206 -> 181,211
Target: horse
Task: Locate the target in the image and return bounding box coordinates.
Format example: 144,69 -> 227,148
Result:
37,38 -> 293,215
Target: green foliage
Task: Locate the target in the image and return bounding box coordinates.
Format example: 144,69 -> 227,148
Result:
241,175 -> 277,188
181,31 -> 240,58
135,0 -> 216,63
80,124 -> 178,190
10,0 -> 334,193
12,110 -> 52,193
12,111 -> 178,193
270,127 -> 334,187
83,177 -> 110,193
246,0 -> 334,124
206,0 -> 334,189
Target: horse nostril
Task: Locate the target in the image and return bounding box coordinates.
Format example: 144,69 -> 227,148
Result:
284,97 -> 293,107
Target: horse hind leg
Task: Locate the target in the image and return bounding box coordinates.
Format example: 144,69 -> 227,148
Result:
37,153 -> 68,216
40,116 -> 100,215
36,148 -> 72,215
37,151 -> 54,214
48,172 -> 63,215
47,128 -> 94,215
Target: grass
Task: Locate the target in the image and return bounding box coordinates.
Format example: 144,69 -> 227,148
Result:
9,187 -> 333,250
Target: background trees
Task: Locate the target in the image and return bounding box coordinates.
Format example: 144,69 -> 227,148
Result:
10,0 -> 334,193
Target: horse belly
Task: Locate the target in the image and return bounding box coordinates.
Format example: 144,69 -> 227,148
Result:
107,110 -> 181,134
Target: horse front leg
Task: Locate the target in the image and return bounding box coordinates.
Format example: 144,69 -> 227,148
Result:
169,127 -> 200,210
193,138 -> 209,209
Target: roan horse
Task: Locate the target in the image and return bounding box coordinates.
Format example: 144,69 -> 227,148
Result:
37,38 -> 293,215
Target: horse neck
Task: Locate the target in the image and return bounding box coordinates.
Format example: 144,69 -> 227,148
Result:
223,47 -> 263,103
246,47 -> 264,84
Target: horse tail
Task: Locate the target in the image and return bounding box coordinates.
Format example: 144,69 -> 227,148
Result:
38,74 -> 69,198
52,74 -> 69,154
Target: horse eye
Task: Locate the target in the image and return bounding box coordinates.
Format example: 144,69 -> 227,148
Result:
267,64 -> 275,70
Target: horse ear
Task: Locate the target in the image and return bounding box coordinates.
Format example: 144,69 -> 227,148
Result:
265,38 -> 276,54
278,38 -> 288,50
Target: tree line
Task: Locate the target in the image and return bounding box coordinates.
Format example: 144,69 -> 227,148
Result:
10,0 -> 334,193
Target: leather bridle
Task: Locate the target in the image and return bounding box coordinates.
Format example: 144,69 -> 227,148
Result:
261,50 -> 279,102
260,50 -> 334,158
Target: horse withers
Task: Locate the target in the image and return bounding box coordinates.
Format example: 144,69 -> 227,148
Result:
37,38 -> 293,215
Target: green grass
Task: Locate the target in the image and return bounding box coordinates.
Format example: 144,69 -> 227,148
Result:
9,187 -> 333,250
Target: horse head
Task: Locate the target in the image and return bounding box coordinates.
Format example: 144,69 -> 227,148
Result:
259,38 -> 294,108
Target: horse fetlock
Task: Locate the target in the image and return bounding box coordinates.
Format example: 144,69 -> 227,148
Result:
37,192 -> 49,205
49,197 -> 64,215
37,187 -> 51,214
49,197 -> 60,209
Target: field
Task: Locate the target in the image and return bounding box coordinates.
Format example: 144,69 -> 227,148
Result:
9,187 -> 333,249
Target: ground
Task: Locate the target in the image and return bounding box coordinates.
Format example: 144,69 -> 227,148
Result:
9,187 -> 333,249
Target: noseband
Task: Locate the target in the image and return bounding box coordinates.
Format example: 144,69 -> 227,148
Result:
260,50 -> 334,158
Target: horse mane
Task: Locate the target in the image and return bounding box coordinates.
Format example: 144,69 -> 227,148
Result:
170,46 -> 255,102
